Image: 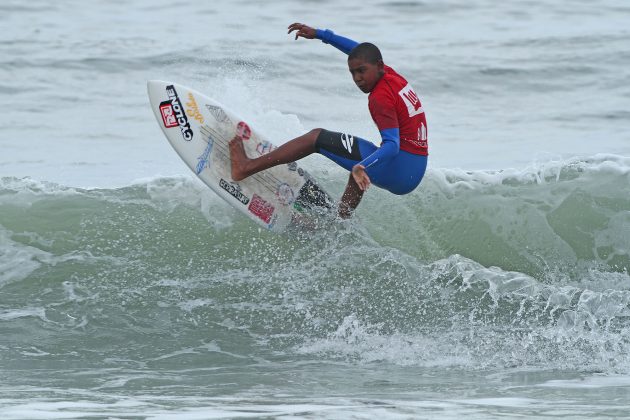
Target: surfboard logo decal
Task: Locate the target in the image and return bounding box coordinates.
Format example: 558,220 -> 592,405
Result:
165,85 -> 193,141
206,104 -> 230,124
256,141 -> 275,156
219,179 -> 249,205
185,92 -> 204,124
236,121 -> 251,140
195,138 -> 214,174
248,194 -> 274,224
159,101 -> 178,128
276,183 -> 295,206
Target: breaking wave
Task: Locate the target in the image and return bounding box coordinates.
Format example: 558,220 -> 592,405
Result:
1,154 -> 629,374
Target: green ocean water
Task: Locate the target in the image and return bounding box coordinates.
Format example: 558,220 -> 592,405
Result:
1,156 -> 630,418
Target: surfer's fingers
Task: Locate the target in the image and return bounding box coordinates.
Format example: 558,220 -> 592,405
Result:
288,24 -> 303,40
287,22 -> 302,33
353,172 -> 368,191
288,23 -> 315,40
360,173 -> 371,191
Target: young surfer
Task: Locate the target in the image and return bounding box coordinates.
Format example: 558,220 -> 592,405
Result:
229,23 -> 428,218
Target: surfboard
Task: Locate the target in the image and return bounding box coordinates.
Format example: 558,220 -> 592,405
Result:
147,81 -> 333,232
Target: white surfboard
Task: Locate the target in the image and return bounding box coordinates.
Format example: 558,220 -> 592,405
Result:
147,81 -> 333,232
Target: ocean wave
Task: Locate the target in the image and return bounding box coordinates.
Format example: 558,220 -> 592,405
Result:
2,154 -> 629,276
1,155 -> 629,371
297,252 -> 630,371
363,154 -> 630,276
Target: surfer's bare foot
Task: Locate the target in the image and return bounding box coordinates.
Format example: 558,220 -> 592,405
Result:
229,136 -> 250,181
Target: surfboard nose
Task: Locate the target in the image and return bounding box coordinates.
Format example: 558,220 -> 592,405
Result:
147,80 -> 166,89
147,80 -> 169,102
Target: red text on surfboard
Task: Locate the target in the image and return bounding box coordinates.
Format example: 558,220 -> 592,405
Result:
248,194 -> 274,224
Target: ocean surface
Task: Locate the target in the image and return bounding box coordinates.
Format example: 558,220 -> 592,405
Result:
1,0 -> 630,418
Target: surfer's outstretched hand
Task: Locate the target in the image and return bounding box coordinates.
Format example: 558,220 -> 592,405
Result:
287,23 -> 316,40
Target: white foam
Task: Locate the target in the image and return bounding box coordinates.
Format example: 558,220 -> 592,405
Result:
210,76 -> 308,145
0,177 -> 81,207
0,227 -> 49,287
538,375 -> 630,389
0,307 -> 46,321
298,314 -> 473,367
0,226 -> 118,288
295,254 -> 630,371
427,154 -> 630,194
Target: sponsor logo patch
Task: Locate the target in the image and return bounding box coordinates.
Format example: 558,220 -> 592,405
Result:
276,183 -> 295,206
219,178 -> 249,205
159,101 -> 178,128
236,121 -> 251,140
341,133 -> 354,154
185,92 -> 204,124
418,122 -> 427,148
248,194 -> 274,224
398,84 -> 424,117
165,85 -> 194,141
256,140 -> 275,156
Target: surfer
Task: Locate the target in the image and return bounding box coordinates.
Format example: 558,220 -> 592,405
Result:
230,23 -> 428,218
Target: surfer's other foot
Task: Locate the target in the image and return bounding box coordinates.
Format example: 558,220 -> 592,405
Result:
229,136 -> 250,181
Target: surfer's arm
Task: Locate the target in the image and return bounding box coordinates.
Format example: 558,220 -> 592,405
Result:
359,95 -> 400,170
315,29 -> 359,55
348,129 -> 399,191
357,128 -> 400,170
287,23 -> 359,55
348,128 -> 400,192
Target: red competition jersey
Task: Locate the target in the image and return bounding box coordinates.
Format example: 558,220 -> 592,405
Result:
368,65 -> 428,155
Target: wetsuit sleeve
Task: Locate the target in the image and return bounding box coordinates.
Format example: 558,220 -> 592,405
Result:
359,128 -> 400,169
315,29 -> 359,55
358,96 -> 400,169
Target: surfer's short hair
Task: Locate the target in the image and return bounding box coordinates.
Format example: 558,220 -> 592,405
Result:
348,42 -> 383,64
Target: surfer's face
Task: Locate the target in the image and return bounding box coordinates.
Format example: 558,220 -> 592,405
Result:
348,57 -> 384,93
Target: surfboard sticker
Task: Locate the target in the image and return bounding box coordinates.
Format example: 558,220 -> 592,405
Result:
147,80 -> 333,232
